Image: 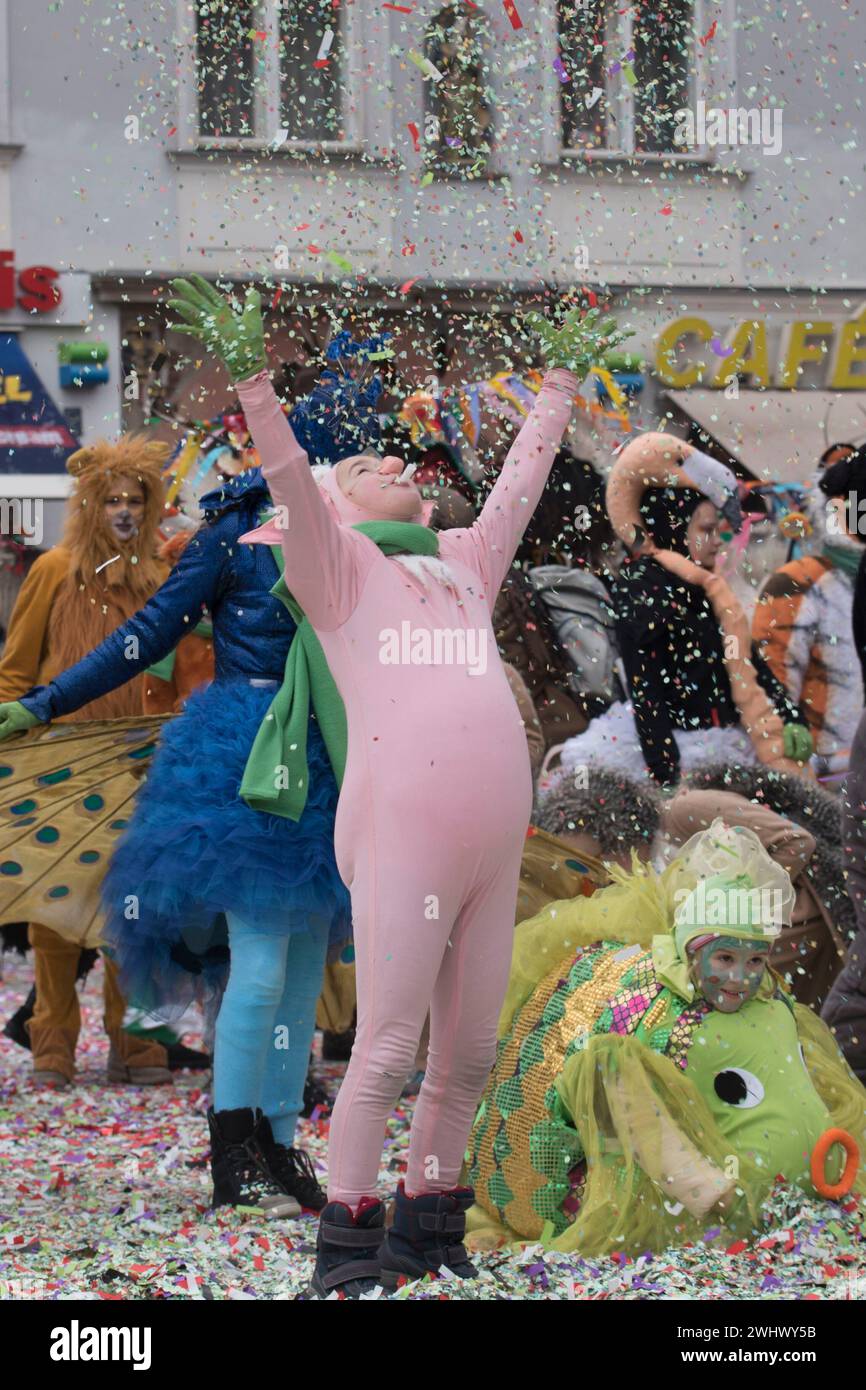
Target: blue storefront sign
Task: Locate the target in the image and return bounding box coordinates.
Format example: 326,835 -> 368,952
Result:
0,333 -> 79,472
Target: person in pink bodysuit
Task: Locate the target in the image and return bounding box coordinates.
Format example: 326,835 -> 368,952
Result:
167,275 -> 630,1296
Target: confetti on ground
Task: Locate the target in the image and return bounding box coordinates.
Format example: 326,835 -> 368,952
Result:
2,954 -> 863,1302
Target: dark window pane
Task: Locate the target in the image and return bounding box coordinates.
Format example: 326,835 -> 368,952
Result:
558,0 -> 611,150
197,1 -> 255,138
280,1 -> 344,141
633,0 -> 693,153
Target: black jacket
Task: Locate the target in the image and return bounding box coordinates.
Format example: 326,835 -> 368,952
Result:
612,556 -> 807,786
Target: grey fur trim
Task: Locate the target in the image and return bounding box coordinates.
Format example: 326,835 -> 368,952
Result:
535,767 -> 661,856
683,762 -> 855,940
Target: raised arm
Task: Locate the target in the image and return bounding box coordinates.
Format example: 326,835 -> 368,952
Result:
440,370 -> 578,599
168,275 -> 368,630
439,305 -> 632,602
234,370 -> 368,628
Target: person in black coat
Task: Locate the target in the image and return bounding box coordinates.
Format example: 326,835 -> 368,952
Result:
612,485 -> 811,787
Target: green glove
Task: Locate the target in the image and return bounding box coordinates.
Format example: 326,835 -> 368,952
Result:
0,701 -> 41,741
525,305 -> 634,381
783,722 -> 814,763
167,274 -> 267,383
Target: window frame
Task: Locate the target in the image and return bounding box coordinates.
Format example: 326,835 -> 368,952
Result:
542,0 -> 730,165
176,0 -> 375,154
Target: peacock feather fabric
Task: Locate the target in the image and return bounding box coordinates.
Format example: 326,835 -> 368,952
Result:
0,716 -> 169,948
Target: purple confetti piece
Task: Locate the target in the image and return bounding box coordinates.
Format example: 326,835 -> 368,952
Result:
553,55 -> 569,84
608,61 -> 621,76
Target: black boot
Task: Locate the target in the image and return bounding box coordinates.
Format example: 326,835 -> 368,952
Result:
3,986 -> 36,1050
262,1138 -> 327,1213
321,1026 -> 355,1062
166,1042 -> 212,1072
379,1183 -> 478,1289
309,1198 -> 386,1299
207,1107 -> 300,1220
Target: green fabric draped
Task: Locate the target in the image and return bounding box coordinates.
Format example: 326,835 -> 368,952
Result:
239,519 -> 438,821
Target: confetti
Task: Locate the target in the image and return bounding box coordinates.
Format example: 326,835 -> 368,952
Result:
407,121 -> 421,152
502,0 -> 523,30
314,28 -> 335,68
700,19 -> 718,47
408,49 -> 444,83
399,277 -> 421,293
94,554 -> 121,574
382,2 -> 414,9
553,56 -> 569,85
710,337 -> 734,357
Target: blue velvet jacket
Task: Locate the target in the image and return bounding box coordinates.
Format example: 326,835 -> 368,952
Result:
21,469 -> 296,723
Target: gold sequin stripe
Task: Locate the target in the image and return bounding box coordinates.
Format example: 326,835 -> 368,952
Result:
496,948 -> 641,1238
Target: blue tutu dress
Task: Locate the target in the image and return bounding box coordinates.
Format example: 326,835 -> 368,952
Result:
20,468 -> 351,1014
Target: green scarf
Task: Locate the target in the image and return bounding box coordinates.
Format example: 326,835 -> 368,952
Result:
239,520 -> 439,821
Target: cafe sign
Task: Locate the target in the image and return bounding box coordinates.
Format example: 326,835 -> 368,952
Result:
655,306 -> 866,389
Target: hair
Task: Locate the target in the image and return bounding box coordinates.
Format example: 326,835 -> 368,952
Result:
819,442 -> 857,467
43,434 -> 170,715
534,768 -> 661,857
638,485 -> 708,557
515,450 -> 616,569
60,434 -> 169,598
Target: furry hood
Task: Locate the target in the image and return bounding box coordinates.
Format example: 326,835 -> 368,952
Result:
63,434 -> 169,600
683,761 -> 855,939
535,767 -> 661,858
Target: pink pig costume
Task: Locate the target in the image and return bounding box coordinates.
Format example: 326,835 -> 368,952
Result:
237,366 -> 579,1205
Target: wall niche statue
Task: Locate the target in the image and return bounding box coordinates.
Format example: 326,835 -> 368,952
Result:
423,4 -> 493,178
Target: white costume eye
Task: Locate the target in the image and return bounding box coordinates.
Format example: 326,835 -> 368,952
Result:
713,1068 -> 765,1108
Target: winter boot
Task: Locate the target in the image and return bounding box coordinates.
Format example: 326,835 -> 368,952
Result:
379,1183 -> 478,1289
165,1041 -> 211,1072
309,1198 -> 386,1299
208,1107 -> 300,1219
106,1046 -> 173,1085
3,986 -> 36,1050
321,1026 -> 355,1061
261,1138 -> 327,1213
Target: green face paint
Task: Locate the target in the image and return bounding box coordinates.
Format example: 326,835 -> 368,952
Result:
692,935 -> 769,1013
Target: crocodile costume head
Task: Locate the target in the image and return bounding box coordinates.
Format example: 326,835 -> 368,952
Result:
465,823 -> 865,1256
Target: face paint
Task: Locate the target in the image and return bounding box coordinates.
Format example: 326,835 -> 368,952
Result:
691,935 -> 769,1013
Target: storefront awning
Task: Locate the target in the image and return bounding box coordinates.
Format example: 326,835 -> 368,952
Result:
664,389 -> 866,483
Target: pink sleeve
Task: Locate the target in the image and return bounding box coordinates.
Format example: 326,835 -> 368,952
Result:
236,371 -> 372,630
439,369 -> 579,604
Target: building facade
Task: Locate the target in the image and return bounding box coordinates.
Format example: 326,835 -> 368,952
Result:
1,0 -> 864,542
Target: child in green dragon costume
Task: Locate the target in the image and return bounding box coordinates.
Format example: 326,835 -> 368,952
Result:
465,819 -> 866,1256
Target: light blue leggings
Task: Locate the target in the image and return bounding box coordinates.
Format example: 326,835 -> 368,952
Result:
213,912 -> 329,1144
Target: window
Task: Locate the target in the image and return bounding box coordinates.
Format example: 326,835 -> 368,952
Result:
279,1 -> 346,143
196,2 -> 255,139
191,0 -> 350,147
557,0 -> 697,157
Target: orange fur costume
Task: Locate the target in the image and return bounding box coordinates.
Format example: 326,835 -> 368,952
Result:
0,435 -> 173,1084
